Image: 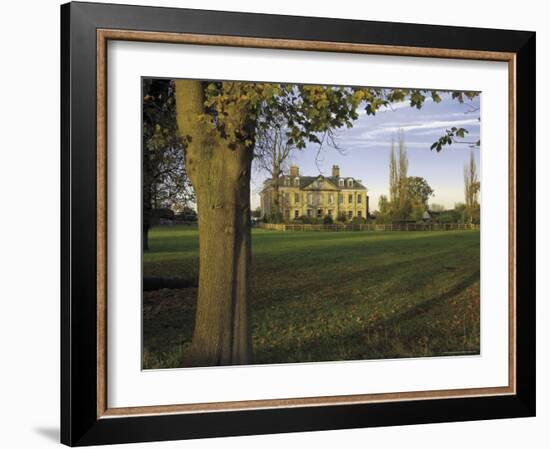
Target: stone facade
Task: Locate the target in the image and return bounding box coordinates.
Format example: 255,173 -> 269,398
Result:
260,165 -> 368,221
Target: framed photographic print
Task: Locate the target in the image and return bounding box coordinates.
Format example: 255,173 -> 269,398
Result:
61,1 -> 536,446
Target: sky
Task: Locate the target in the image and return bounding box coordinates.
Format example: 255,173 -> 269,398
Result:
250,91 -> 481,211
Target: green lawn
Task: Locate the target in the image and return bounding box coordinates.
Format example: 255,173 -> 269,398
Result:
143,225 -> 480,369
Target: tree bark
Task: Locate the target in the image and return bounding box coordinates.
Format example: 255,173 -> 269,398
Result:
143,176 -> 152,251
174,80 -> 253,366
271,161 -> 281,217
143,223 -> 150,251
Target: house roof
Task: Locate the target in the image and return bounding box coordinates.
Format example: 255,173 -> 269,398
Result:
327,176 -> 366,190
261,175 -> 366,191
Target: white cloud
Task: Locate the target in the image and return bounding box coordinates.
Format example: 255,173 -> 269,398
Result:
344,139 -> 436,149
360,118 -> 480,139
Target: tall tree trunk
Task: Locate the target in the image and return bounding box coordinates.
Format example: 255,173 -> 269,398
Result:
271,161 -> 281,217
143,223 -> 150,251
143,169 -> 152,251
174,80 -> 253,366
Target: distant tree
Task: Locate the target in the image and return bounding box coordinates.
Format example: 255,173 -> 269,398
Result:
143,79 -> 194,249
430,203 -> 446,212
407,176 -> 434,207
464,150 -> 480,223
177,206 -> 197,222
251,207 -> 263,218
434,203 -> 469,224
378,195 -> 390,215
151,208 -> 175,220
388,130 -> 411,220
410,201 -> 426,222
438,213 -> 455,224
397,132 -> 410,217
405,176 -> 434,222
389,139 -> 398,213
376,195 -> 391,224
254,121 -> 296,216
454,202 -> 468,223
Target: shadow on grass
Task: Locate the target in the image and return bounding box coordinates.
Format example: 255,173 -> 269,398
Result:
252,270 -> 480,364
378,270 -> 480,328
251,246 -> 476,313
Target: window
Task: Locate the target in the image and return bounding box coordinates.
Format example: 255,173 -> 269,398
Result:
285,193 -> 290,204
328,209 -> 333,216
339,179 -> 344,187
328,194 -> 334,204
284,209 -> 290,218
357,210 -> 362,217
317,209 -> 323,217
294,177 -> 300,186
348,210 -> 353,219
347,179 -> 353,187
339,194 -> 343,204
294,210 -> 299,219
357,194 -> 362,204
307,209 -> 312,217
284,177 -> 290,186
348,194 -> 353,204
308,193 -> 313,204
294,193 -> 300,203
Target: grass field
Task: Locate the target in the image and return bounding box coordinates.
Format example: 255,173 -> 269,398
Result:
143,225 -> 480,369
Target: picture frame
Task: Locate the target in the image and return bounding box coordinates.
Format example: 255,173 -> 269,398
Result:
61,1 -> 536,446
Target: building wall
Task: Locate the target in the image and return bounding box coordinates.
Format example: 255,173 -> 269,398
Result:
338,189 -> 368,220
261,185 -> 368,221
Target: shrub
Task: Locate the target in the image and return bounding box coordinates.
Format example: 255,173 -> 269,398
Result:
151,208 -> 175,219
296,215 -> 319,224
267,211 -> 284,223
437,213 -> 455,224
336,212 -> 348,223
375,213 -> 391,225
175,209 -> 197,222
323,214 -> 334,224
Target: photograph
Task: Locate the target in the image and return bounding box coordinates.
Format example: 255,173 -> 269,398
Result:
141,78 -> 481,369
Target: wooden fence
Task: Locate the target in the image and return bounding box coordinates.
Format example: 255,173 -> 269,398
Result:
257,223 -> 480,232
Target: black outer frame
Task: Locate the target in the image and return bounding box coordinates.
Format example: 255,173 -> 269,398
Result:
61,1 -> 536,446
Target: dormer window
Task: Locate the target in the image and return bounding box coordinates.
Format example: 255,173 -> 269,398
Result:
294,177 -> 300,186
347,179 -> 353,187
284,177 -> 290,186
339,179 -> 344,187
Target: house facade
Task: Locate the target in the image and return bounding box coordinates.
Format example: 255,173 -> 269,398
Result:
260,165 -> 369,221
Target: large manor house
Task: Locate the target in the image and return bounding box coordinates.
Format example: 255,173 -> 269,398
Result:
260,165 -> 369,221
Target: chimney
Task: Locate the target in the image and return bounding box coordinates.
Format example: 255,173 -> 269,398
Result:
332,165 -> 340,177
290,164 -> 299,177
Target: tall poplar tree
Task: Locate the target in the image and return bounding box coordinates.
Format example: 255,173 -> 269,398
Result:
464,149 -> 480,223
397,130 -> 410,219
389,137 -> 399,208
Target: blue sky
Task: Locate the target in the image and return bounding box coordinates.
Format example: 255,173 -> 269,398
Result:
250,91 -> 481,211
